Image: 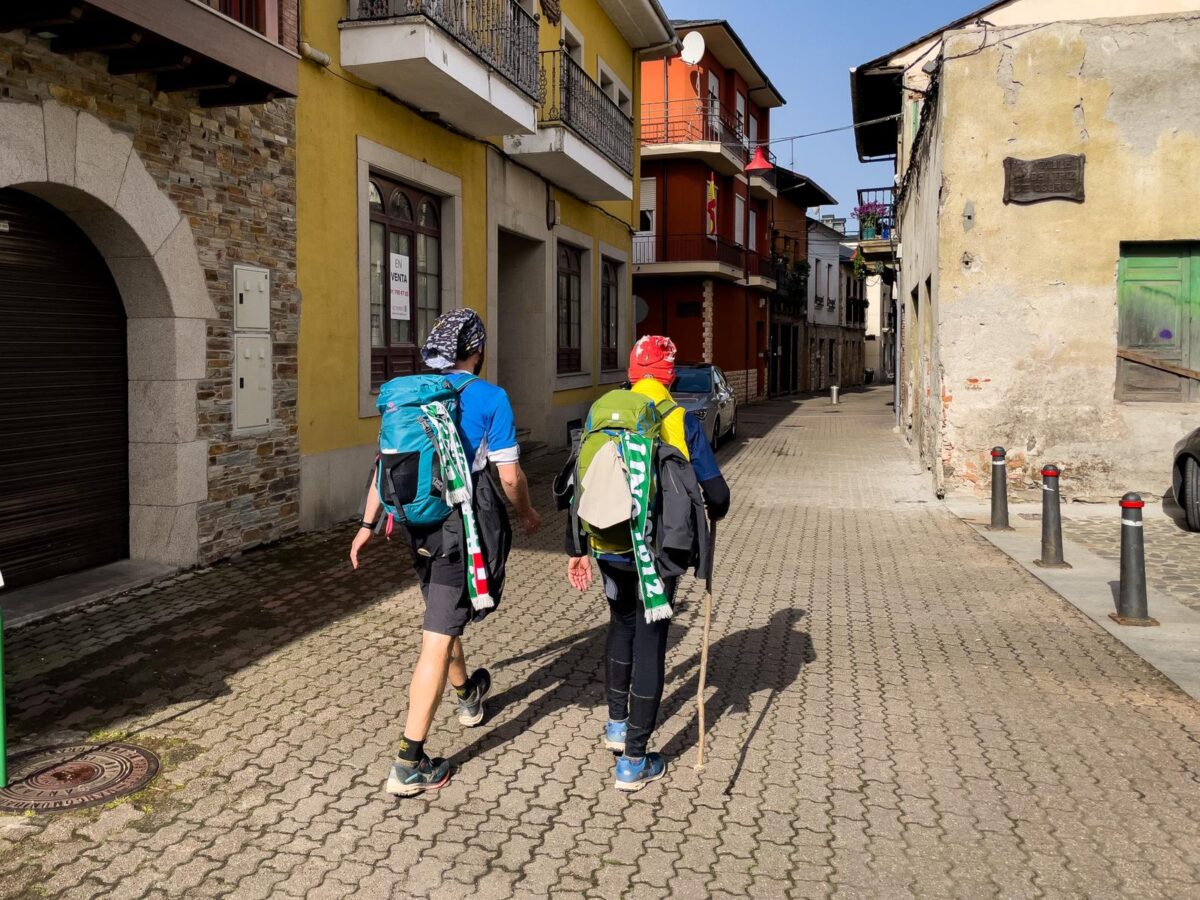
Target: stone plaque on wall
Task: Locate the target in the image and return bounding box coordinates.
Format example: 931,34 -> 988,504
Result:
1003,154 -> 1085,204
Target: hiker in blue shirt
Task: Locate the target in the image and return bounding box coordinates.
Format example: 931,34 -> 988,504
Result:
350,309 -> 541,796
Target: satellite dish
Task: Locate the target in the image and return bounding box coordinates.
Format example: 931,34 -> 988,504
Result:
680,31 -> 705,66
634,295 -> 650,324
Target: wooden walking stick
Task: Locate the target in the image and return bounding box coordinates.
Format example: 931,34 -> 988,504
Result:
694,520 -> 716,772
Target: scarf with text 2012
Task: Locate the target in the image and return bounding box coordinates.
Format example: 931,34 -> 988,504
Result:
620,432 -> 671,623
422,401 -> 493,613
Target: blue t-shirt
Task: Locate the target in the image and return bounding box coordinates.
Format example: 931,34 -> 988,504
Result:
446,371 -> 519,472
685,412 -> 721,482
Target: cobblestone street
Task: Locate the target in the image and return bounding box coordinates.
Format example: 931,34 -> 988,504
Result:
2,386 -> 1199,899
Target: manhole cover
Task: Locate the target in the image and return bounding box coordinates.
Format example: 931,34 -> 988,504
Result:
0,742 -> 160,813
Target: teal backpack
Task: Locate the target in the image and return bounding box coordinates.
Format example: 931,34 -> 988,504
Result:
375,374 -> 476,530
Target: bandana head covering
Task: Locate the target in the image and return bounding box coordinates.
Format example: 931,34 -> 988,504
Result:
629,335 -> 677,386
422,308 -> 487,370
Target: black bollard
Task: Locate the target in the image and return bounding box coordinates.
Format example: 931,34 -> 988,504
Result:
1034,465 -> 1071,569
1109,493 -> 1159,627
987,447 -> 1013,531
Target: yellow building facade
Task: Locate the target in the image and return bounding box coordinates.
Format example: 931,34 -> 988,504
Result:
296,0 -> 676,529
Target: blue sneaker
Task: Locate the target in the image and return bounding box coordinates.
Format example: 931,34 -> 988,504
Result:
385,755 -> 451,797
604,719 -> 628,753
614,753 -> 667,792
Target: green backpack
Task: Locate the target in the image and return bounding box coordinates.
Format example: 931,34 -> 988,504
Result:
574,389 -> 677,555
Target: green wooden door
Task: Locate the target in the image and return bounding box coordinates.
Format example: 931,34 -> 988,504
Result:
1117,244 -> 1200,402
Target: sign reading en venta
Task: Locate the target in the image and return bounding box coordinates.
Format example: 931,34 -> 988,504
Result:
1003,154 -> 1085,204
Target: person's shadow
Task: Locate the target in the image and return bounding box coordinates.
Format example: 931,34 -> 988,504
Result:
447,623 -> 607,767
449,607 -> 816,789
654,607 -> 815,795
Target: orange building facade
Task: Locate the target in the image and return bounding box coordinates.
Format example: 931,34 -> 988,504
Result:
633,19 -> 784,402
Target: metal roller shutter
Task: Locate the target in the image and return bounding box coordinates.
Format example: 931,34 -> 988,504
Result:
0,188 -> 129,589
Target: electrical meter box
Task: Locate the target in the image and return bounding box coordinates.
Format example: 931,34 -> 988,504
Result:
233,264 -> 270,331
234,334 -> 272,430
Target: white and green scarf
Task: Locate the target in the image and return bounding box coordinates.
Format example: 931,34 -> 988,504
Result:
621,432 -> 671,623
422,401 -> 493,613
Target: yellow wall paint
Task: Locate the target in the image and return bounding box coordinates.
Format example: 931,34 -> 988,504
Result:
298,0 -> 641,458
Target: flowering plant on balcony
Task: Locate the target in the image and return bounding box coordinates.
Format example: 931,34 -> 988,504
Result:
851,201 -> 889,227
851,247 -> 876,280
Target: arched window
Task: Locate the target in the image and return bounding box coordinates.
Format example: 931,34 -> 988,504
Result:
557,244 -> 582,373
389,190 -> 412,223
600,259 -> 619,371
368,173 -> 442,387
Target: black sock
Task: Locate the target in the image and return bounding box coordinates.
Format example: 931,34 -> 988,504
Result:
397,736 -> 424,764
452,675 -> 472,700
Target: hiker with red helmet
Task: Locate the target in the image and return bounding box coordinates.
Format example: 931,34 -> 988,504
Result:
562,335 -> 730,791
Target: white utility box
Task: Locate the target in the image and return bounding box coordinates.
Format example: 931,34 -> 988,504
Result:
233,264 -> 270,331
234,334 -> 272,430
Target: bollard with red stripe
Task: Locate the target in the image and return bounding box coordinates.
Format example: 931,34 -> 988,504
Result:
1110,493 -> 1159,627
1034,465 -> 1071,569
987,447 -> 1013,531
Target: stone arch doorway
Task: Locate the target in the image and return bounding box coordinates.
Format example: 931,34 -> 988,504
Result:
0,100 -> 215,578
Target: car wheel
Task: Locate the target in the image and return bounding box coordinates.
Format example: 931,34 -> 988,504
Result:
711,416 -> 721,450
1186,455 -> 1200,532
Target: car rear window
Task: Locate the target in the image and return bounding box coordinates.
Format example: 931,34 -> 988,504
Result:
674,368 -> 713,393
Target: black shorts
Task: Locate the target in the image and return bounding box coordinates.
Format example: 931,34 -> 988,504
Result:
406,470 -> 512,638
409,514 -> 471,637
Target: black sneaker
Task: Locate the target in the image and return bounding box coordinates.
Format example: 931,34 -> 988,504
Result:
456,667 -> 491,726
385,755 -> 451,797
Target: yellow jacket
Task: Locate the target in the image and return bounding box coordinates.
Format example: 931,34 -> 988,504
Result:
631,377 -> 689,461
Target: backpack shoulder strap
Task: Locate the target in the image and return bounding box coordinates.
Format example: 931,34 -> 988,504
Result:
452,374 -> 480,393
655,399 -> 679,419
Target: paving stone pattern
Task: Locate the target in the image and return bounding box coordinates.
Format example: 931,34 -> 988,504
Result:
2,387 -> 1199,898
1062,515 -> 1200,615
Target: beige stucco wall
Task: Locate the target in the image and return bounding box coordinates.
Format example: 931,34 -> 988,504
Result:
911,14 -> 1200,499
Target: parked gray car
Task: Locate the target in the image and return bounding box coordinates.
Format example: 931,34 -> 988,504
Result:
673,364 -> 737,448
1172,426 -> 1200,531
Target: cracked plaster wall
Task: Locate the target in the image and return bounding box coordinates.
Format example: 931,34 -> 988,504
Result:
915,14 -> 1200,500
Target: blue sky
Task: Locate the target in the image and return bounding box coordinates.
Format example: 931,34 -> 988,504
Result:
660,0 -> 982,217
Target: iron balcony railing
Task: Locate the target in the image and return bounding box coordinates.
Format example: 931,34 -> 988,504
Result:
856,186 -> 896,240
347,0 -> 541,102
539,49 -> 633,176
639,98 -> 750,164
633,233 -> 747,271
745,250 -> 777,280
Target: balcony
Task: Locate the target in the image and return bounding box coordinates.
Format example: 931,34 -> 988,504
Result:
855,186 -> 897,260
503,49 -> 633,200
4,0 -> 298,105
341,0 -> 540,139
633,233 -> 747,281
745,250 -> 777,290
748,148 -> 778,200
640,98 -> 750,176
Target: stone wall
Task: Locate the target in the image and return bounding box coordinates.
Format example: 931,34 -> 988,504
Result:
725,368 -> 765,405
0,31 -> 300,563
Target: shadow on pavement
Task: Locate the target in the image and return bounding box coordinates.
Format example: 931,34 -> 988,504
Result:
2,526 -> 420,744
655,608 -> 814,786
451,608 -> 815,781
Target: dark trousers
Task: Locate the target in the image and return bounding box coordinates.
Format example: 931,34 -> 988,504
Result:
599,560 -> 677,758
